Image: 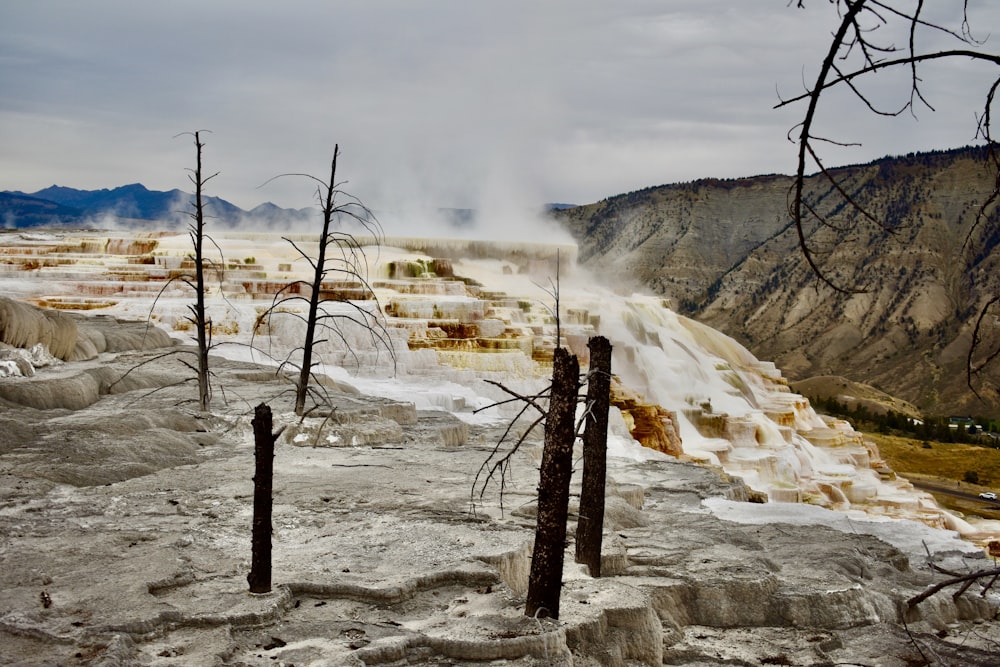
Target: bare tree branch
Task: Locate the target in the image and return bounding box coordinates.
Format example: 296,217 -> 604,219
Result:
906,566 -> 1000,607
256,145 -> 395,417
786,1 -> 1000,391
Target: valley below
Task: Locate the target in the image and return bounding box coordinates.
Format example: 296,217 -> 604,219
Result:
865,433 -> 1000,522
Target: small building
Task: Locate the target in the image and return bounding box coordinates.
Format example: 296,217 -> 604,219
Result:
948,416 -> 974,430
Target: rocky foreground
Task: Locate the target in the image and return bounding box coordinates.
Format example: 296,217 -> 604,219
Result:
1,317 -> 999,666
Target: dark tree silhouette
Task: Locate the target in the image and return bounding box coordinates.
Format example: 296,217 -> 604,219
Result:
574,335 -> 613,578
248,402 -> 283,594
257,145 -> 394,417
186,130 -> 217,412
524,347 -> 579,619
471,275 -> 612,617
781,1 -> 1000,401
120,131 -> 224,411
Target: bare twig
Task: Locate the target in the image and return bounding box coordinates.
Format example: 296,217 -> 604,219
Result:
906,566 -> 1000,607
786,0 -> 1000,388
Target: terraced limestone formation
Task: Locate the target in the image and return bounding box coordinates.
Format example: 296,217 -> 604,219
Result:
2,229 -> 1000,664
1,229 -> 997,542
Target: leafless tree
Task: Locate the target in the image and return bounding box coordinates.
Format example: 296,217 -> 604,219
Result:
780,0 -> 1000,399
575,336 -> 612,578
248,402 -> 284,593
524,346 -> 579,619
185,130 -> 218,411
118,131 -> 224,411
471,271 -> 612,618
257,145 -> 394,416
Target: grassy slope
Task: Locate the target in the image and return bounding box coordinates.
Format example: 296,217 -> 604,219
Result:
868,433 -> 1000,521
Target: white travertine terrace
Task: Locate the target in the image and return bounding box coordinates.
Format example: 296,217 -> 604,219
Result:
1,229 -> 998,548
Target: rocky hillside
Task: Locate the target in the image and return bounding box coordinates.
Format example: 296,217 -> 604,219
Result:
554,146 -> 1000,417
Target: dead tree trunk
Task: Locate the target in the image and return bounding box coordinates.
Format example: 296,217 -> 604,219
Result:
525,347 -> 579,619
294,145 -> 339,416
248,403 -> 278,593
575,336 -> 612,577
189,130 -> 212,412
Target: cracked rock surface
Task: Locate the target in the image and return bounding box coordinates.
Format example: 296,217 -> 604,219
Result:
1,333 -> 999,665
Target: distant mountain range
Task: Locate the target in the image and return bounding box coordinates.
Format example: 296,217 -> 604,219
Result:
0,183 -> 315,228
0,184 -> 569,231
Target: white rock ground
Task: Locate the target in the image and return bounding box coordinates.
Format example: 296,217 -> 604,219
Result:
1,228 -> 999,666
1,315 -> 999,666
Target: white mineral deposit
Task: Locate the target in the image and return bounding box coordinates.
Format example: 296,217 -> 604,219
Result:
1,229 -> 998,665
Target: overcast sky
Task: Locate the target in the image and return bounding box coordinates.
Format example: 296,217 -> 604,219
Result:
3,1 -> 1000,226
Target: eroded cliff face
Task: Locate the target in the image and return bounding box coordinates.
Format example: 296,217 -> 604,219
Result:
553,146 -> 1000,415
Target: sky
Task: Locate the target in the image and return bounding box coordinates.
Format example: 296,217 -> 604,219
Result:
3,1 -> 1000,227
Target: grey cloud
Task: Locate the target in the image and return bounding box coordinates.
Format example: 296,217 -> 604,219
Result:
1,1 -> 999,219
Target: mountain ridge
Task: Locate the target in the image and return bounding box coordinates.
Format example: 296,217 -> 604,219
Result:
0,184 -> 503,231
1,183 -> 314,228
0,191 -> 87,227
552,145 -> 1000,417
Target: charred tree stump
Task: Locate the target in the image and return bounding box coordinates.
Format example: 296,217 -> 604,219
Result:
248,403 -> 278,594
525,347 -> 579,619
575,336 -> 612,577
